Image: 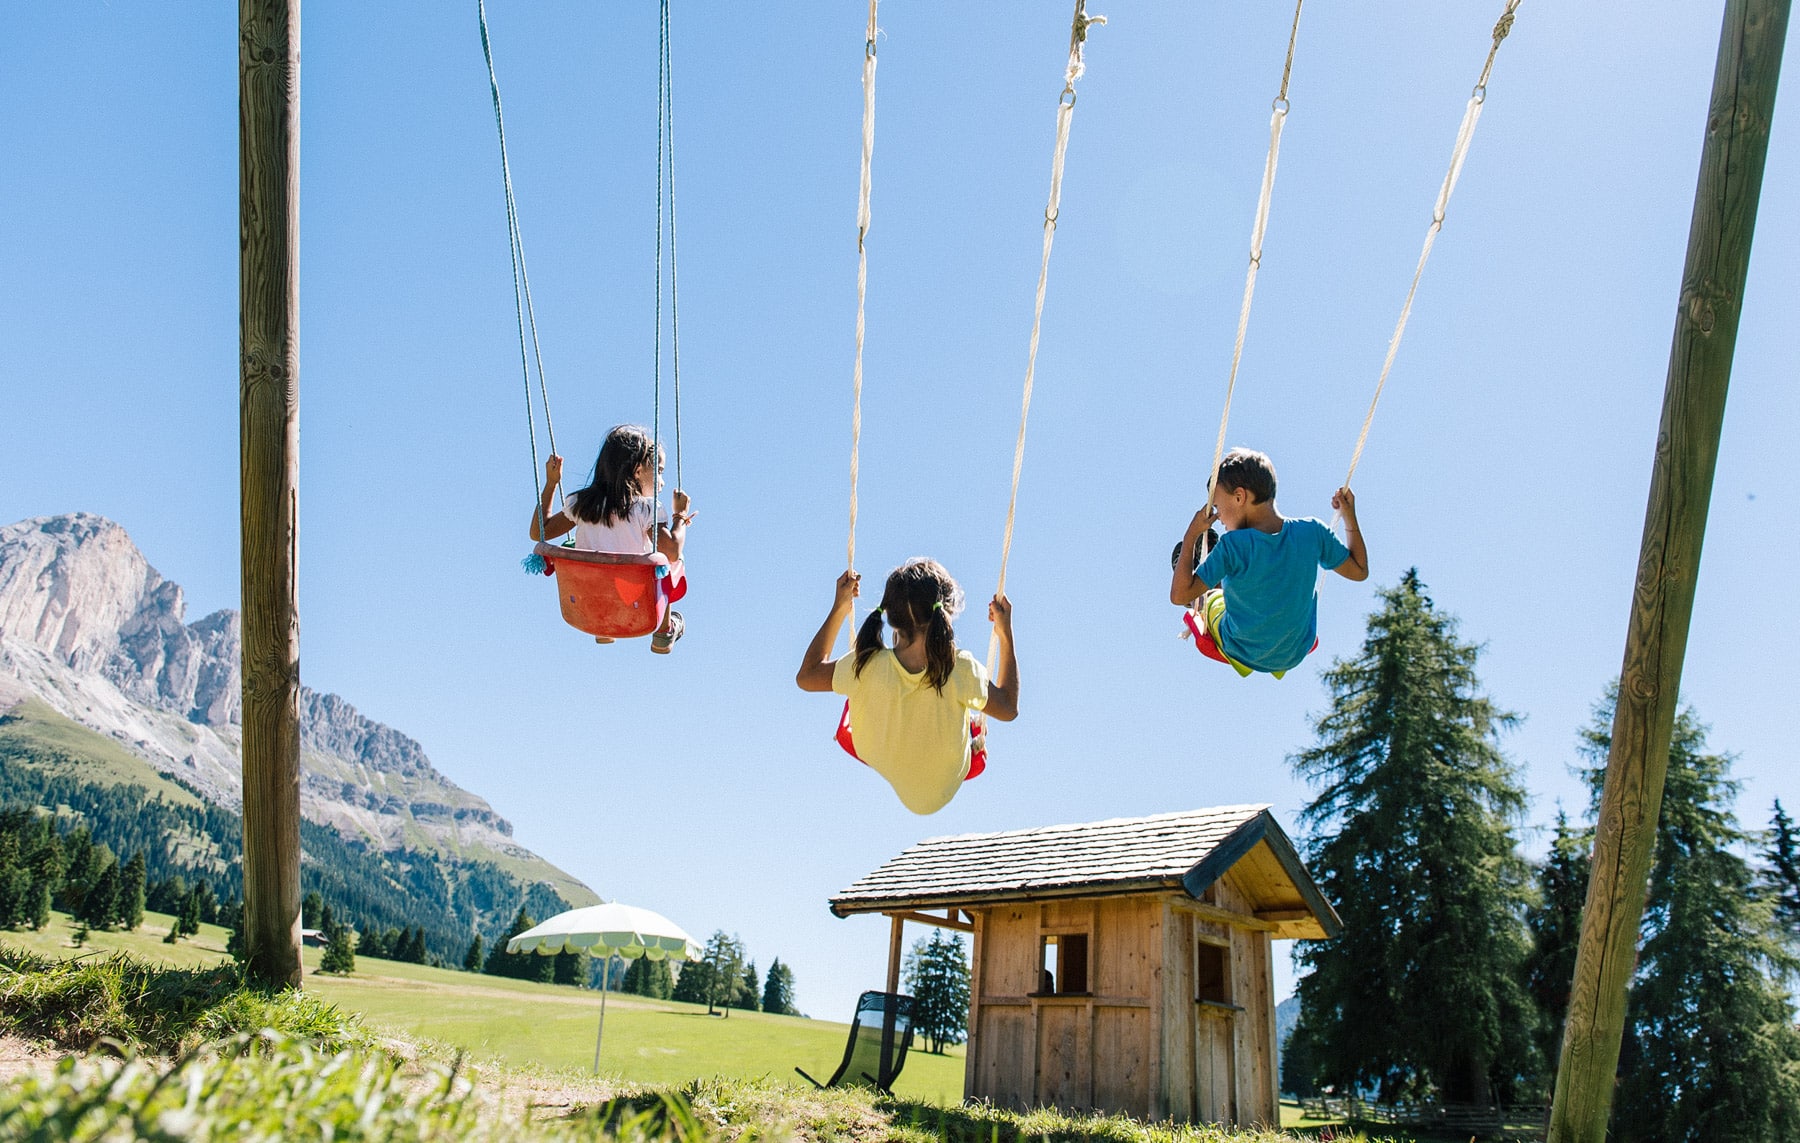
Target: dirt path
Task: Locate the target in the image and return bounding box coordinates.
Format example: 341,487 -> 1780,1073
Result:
0,1035 -> 62,1085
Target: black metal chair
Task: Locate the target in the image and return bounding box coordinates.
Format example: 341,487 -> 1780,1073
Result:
795,990 -> 915,1094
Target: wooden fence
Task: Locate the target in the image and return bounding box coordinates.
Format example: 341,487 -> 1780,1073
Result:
1298,1096 -> 1548,1140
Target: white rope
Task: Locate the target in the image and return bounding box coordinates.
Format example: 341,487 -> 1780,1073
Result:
988,0 -> 1104,676
1342,0 -> 1519,492
1207,0 -> 1304,502
847,0 -> 877,584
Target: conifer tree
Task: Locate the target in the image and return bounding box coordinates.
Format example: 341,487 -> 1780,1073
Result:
1523,810 -> 1590,1073
553,948 -> 586,987
177,887 -> 202,938
1762,799 -> 1800,946
671,955 -> 715,1006
1286,571 -> 1538,1104
463,934 -> 484,972
119,852 -> 146,931
1580,692 -> 1800,1140
78,858 -> 121,930
319,922 -> 356,975
735,961 -> 761,1011
760,957 -> 796,1015
905,931 -> 971,1052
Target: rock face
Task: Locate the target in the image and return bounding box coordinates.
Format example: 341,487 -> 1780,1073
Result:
0,514 -> 592,906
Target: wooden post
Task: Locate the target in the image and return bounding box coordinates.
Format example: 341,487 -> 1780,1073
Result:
1548,1 -> 1789,1138
239,0 -> 304,990
886,914 -> 905,994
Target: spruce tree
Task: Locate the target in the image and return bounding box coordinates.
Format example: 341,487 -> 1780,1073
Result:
79,859 -> 121,930
1762,799 -> 1800,946
905,931 -> 971,1052
120,852 -> 146,930
735,961 -> 761,1011
463,934 -> 484,972
178,888 -> 202,938
320,924 -> 356,975
1523,810 -> 1590,1074
761,957 -> 796,1015
1580,691 -> 1800,1140
1287,571 -> 1538,1104
553,949 -> 586,987
672,956 -> 714,1005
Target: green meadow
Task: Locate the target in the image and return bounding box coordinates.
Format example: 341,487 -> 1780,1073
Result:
5,909 -> 966,1105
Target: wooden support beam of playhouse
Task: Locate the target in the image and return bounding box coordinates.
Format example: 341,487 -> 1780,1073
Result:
239,0 -> 304,991
1169,898 -> 1275,933
1549,1 -> 1789,1139
886,914 -> 904,994
884,909 -> 976,933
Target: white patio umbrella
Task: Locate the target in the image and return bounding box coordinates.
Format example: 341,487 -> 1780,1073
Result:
507,901 -> 702,1072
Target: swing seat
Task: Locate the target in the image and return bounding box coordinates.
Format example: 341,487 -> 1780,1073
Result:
1182,609 -> 1317,678
835,701 -> 986,781
534,542 -> 687,640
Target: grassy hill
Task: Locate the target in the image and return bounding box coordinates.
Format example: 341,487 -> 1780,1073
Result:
0,698 -> 204,808
2,910 -> 967,1106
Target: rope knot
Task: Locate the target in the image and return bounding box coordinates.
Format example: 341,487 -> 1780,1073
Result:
1491,7 -> 1516,47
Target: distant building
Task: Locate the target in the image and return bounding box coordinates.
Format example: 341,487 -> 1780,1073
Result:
300,928 -> 327,948
831,804 -> 1340,1128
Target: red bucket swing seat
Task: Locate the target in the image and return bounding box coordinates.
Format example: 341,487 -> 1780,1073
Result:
533,541 -> 687,641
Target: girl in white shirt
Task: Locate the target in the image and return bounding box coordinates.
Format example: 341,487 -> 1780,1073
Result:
529,424 -> 692,650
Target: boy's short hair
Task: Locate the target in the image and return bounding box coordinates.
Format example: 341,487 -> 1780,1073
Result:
1214,448 -> 1277,504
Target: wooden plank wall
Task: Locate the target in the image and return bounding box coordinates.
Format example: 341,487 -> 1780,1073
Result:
1215,871 -> 1278,1127
967,896 -> 1160,1117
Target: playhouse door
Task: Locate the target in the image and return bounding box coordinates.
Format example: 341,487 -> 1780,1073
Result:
1194,1006 -> 1236,1123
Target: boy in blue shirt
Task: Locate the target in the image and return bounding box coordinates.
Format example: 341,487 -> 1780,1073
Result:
1169,448 -> 1368,677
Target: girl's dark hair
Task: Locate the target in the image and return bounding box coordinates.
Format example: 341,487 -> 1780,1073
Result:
853,558 -> 965,691
568,425 -> 657,527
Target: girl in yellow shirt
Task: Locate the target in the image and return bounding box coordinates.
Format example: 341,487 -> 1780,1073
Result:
796,559 -> 1019,814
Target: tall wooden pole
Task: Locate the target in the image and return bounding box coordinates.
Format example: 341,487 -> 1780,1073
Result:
239,0 -> 304,990
1548,1 -> 1788,1138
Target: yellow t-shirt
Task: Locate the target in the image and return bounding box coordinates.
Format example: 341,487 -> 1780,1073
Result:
832,648 -> 988,815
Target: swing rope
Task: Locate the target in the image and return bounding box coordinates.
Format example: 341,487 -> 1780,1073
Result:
479,0 -> 562,561
651,0 -> 677,554
1205,0 -> 1305,503
661,0 -> 684,497
1342,0 -> 1520,493
846,0 -> 879,583
988,0 -> 1105,674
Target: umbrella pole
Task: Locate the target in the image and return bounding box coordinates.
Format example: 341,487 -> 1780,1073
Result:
592,954 -> 611,1074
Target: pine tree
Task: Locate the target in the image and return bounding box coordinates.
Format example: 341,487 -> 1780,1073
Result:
360,920 -> 388,959
553,949 -> 586,987
119,852 -> 146,930
1523,809 -> 1590,1074
1762,799 -> 1800,947
1286,571 -> 1539,1104
463,934 -> 484,972
485,908 -> 551,982
905,931 -> 971,1052
319,923 -> 356,975
301,890 -> 324,930
672,956 -> 714,1005
734,961 -> 761,1011
79,858 -> 122,930
178,888 -> 203,937
1580,691 -> 1800,1140
623,955 -> 674,999
760,957 -> 796,1015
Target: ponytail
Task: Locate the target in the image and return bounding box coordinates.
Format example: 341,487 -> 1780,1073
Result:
852,608 -> 886,678
857,559 -> 965,691
923,606 -> 957,693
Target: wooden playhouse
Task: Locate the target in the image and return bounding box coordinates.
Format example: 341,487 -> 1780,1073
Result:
830,804 -> 1340,1128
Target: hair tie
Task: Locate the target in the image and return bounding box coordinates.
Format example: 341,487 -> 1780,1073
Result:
871,606 -> 884,617
932,601 -> 944,612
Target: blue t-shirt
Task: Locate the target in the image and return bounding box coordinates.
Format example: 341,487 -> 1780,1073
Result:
1196,518 -> 1349,673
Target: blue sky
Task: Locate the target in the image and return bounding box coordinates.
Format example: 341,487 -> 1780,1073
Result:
3,2 -> 1795,1023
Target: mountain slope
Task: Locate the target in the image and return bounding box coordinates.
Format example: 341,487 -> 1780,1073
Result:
0,513 -> 595,911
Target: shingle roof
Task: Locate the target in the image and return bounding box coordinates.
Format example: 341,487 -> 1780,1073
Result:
831,804 -> 1288,916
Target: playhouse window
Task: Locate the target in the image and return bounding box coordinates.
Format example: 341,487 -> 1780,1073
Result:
1195,938 -> 1231,1005
1038,933 -> 1089,995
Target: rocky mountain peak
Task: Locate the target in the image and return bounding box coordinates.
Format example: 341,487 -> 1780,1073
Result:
0,513 -> 241,726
